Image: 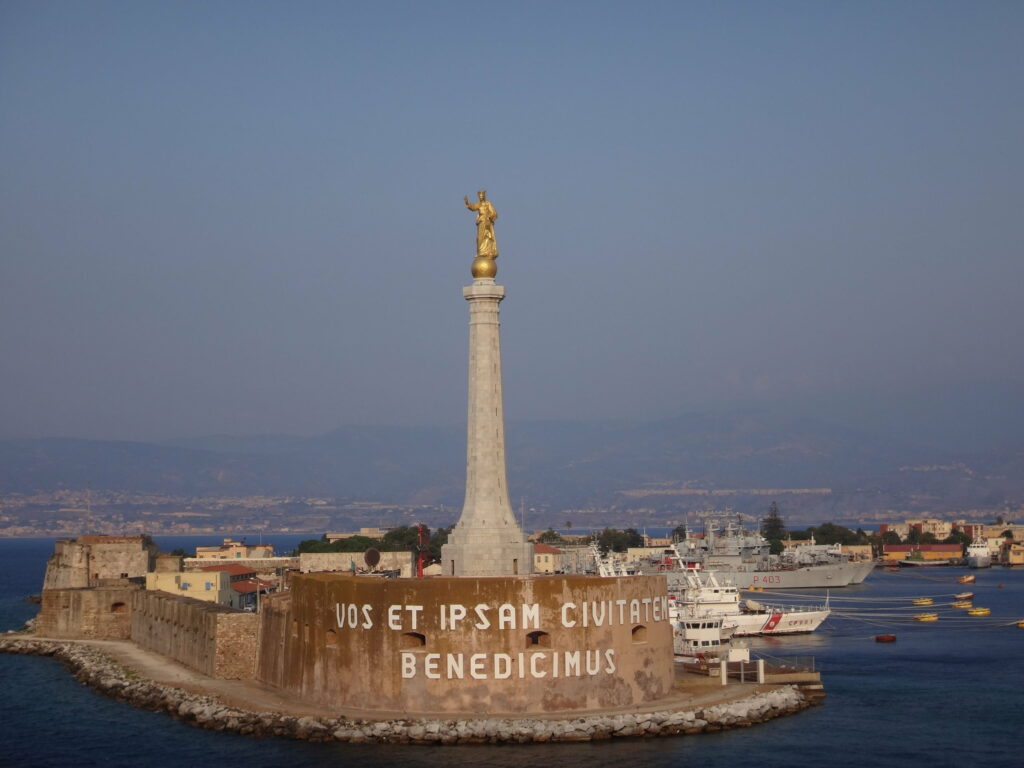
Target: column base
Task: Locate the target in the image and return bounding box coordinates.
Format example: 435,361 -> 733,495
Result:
441,540 -> 535,577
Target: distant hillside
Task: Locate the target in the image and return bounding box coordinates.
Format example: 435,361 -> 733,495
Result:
3,405 -> 1022,518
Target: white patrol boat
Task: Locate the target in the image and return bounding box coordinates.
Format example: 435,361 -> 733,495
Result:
668,569 -> 829,636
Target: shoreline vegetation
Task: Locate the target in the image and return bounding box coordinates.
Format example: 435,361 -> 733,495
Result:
0,634 -> 811,744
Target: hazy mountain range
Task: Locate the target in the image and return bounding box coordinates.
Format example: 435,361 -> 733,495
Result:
2,383 -> 1022,520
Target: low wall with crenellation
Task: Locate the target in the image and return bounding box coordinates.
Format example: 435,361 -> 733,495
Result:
130,590 -> 259,679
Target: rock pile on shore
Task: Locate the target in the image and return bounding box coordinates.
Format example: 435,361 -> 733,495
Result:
1,636 -> 810,744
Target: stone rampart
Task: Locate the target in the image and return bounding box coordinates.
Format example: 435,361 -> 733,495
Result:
257,572 -> 674,715
35,586 -> 138,639
183,556 -> 297,575
131,590 -> 258,679
43,536 -> 156,590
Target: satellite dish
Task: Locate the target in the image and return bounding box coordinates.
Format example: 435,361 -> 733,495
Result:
364,548 -> 381,568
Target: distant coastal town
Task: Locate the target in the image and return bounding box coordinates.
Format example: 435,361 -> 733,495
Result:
1,488 -> 1018,540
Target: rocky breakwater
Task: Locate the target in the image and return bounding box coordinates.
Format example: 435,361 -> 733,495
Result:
1,635 -> 812,744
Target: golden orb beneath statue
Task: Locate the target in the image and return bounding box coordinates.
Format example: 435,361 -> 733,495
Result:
471,256 -> 497,278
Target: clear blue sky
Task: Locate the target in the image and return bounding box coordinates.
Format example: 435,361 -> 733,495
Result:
1,1 -> 1021,440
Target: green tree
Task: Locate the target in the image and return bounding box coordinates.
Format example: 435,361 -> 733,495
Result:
943,531 -> 971,554
381,526 -> 423,551
537,528 -> 565,545
918,532 -> 938,545
880,530 -> 902,545
761,502 -> 786,541
596,527 -> 644,553
761,501 -> 787,554
811,522 -> 860,546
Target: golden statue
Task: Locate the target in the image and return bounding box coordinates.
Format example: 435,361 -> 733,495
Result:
464,190 -> 498,278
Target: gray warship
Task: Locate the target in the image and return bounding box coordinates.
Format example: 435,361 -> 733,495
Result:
645,516 -> 874,590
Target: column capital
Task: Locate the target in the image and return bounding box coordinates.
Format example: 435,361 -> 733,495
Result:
463,280 -> 505,301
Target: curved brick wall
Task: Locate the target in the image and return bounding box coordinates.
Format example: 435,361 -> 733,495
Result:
256,573 -> 673,715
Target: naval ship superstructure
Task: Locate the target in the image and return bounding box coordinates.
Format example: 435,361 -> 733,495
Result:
651,515 -> 872,589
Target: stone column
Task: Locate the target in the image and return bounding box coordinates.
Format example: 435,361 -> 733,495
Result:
441,277 -> 534,576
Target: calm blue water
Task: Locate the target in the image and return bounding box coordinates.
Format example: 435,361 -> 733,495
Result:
1,537 -> 1021,767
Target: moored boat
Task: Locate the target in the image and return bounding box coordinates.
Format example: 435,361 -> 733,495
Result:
951,600 -> 972,609
668,569 -> 830,636
875,634 -> 897,643
912,597 -> 934,606
672,614 -> 735,658
899,558 -> 953,567
958,574 -> 976,584
967,607 -> 991,617
953,591 -> 974,600
914,612 -> 939,622
966,538 -> 992,569
650,515 -> 862,589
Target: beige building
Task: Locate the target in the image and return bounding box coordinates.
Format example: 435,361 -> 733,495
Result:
985,523 -> 1024,540
840,545 -> 874,561
146,570 -> 232,604
533,543 -> 563,573
1002,541 -> 1024,566
325,527 -> 395,543
195,538 -> 273,560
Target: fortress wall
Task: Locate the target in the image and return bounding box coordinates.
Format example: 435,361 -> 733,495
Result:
43,536 -> 156,590
130,591 -> 258,679
36,586 -> 138,639
256,592 -> 291,686
256,573 -> 674,715
42,541 -> 90,590
299,551 -> 414,575
182,556 -> 297,575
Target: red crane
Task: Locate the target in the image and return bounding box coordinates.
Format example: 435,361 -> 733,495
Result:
416,523 -> 429,578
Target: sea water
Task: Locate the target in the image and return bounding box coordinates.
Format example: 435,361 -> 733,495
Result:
1,537 -> 1021,768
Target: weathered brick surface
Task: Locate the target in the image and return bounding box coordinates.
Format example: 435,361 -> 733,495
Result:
214,612 -> 260,679
36,586 -> 137,639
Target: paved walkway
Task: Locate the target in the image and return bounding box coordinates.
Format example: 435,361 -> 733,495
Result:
43,636 -> 780,721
